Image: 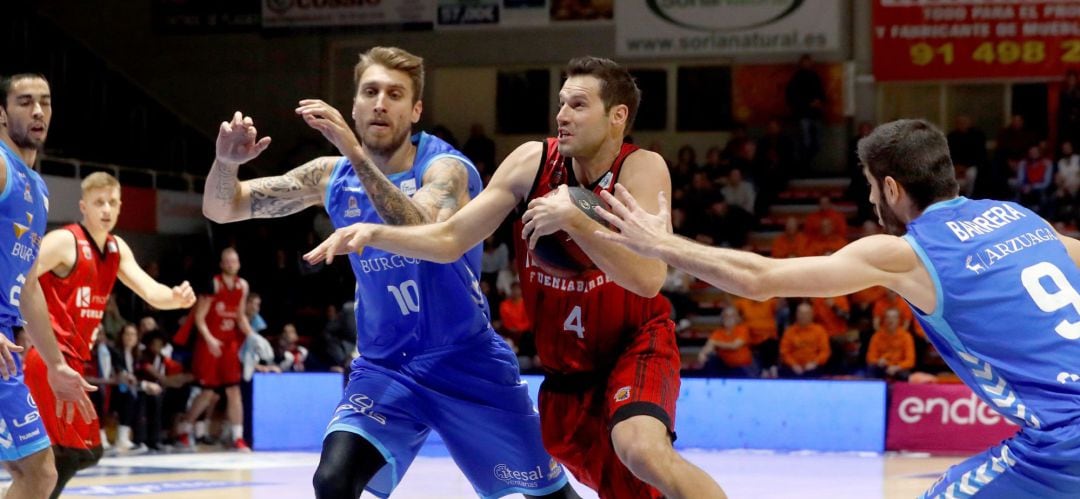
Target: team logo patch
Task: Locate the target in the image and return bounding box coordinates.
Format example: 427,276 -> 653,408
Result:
81,244 -> 92,260
107,240 -> 118,253
12,223 -> 28,240
548,458 -> 562,479
614,386 -> 631,402
76,287 -> 92,308
344,196 -> 362,218
23,183 -> 32,203
597,172 -> 613,189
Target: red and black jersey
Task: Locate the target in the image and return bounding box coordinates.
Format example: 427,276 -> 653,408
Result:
40,224 -> 120,362
513,138 -> 672,374
205,274 -> 247,341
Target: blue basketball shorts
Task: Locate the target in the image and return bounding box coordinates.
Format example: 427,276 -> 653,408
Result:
920,422 -> 1080,498
324,334 -> 567,498
0,345 -> 51,462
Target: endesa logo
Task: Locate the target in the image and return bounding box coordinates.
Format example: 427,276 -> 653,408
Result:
897,394 -> 1013,426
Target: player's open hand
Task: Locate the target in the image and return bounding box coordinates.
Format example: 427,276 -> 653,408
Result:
0,335 -> 24,380
173,281 -> 196,308
296,99 -> 364,160
46,363 -> 97,425
216,111 -> 271,166
304,223 -> 373,265
593,184 -> 672,258
522,185 -> 577,249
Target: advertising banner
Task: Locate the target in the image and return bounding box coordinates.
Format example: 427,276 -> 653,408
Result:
886,382 -> 1019,454
616,0 -> 841,59
262,0 -> 435,29
873,0 -> 1080,81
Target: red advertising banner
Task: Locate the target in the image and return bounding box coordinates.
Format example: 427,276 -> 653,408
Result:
873,1 -> 1080,81
887,382 -> 1019,454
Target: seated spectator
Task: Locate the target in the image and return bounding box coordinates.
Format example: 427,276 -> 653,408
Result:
136,331 -> 193,451
779,302 -> 830,377
734,296 -> 781,375
246,292 -> 268,335
695,197 -> 754,249
701,145 -> 728,181
872,290 -> 913,332
698,307 -> 757,378
804,196 -> 848,238
807,219 -> 847,255
720,168 -> 756,214
682,171 -> 718,219
275,323 -> 309,372
85,326 -> 119,451
114,324 -> 154,453
1057,140 -> 1080,196
102,294 -> 127,342
316,302 -> 357,373
995,114 -> 1038,163
672,144 -> 698,187
498,282 -> 539,370
810,295 -> 850,338
1017,144 -> 1053,209
771,217 -> 811,258
866,308 -> 916,380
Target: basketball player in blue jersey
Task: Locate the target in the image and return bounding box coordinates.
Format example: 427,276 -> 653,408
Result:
596,118 -> 1080,498
201,47 -> 573,499
0,73 -> 97,498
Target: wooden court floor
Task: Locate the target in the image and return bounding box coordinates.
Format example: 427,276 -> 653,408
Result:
10,449 -> 964,498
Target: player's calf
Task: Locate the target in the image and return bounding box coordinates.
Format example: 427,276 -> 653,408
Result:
611,415 -> 728,499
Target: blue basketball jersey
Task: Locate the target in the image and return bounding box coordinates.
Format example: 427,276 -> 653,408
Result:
324,132 -> 489,362
0,141 -> 48,338
905,197 -> 1080,430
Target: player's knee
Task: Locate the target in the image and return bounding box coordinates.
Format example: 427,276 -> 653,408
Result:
612,421 -> 675,481
21,458 -> 58,496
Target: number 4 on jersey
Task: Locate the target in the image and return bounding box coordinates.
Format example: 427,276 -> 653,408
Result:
564,305 -> 584,339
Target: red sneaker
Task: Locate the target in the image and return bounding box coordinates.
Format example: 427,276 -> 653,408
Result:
234,437 -> 251,453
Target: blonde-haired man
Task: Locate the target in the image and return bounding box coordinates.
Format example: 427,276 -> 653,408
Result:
28,171 -> 195,497
202,46 -> 573,498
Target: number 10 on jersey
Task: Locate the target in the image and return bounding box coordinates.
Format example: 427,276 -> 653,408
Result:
388,280 -> 420,315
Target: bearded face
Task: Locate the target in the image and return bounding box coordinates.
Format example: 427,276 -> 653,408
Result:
864,167 -> 908,236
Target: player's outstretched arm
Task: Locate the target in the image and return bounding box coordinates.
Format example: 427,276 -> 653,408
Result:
203,111 -> 335,223
595,185 -> 928,304
18,259 -> 97,424
305,142 -> 539,265
114,237 -> 196,310
296,99 -> 471,225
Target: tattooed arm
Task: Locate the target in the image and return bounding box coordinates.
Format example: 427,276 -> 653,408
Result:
353,156 -> 471,225
204,156 -> 337,223
202,111 -> 336,223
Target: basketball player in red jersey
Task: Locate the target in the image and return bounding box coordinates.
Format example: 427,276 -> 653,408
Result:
27,171 -> 196,497
176,247 -> 253,452
308,57 -> 726,499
